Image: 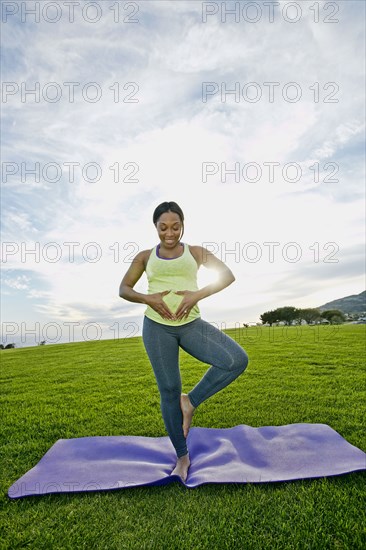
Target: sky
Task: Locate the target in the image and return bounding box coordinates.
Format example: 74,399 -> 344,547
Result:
1,0 -> 365,348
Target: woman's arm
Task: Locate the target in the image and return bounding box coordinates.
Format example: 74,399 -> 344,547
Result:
196,246 -> 235,301
174,246 -> 236,320
119,251 -> 148,304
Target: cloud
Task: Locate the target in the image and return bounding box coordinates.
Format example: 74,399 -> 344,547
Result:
3,274 -> 31,290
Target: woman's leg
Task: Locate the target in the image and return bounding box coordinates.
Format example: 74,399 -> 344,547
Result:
178,318 -> 249,408
142,316 -> 188,458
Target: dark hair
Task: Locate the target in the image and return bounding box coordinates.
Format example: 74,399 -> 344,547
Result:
153,201 -> 184,241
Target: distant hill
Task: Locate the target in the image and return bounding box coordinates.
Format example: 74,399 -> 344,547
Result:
317,290 -> 366,314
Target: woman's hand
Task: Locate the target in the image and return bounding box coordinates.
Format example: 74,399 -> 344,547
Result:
145,291 -> 176,320
174,290 -> 200,321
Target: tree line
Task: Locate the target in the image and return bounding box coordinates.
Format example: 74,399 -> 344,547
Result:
260,307 -> 345,326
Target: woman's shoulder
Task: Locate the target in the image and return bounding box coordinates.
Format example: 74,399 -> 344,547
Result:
134,247 -> 154,270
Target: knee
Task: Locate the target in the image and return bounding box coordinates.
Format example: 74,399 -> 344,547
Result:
233,349 -> 249,374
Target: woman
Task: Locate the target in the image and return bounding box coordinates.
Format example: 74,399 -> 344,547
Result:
119,201 -> 249,482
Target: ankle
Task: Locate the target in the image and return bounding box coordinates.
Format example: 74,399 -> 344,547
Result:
178,452 -> 189,460
187,395 -> 195,410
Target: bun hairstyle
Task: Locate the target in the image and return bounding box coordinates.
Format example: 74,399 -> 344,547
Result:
153,201 -> 185,241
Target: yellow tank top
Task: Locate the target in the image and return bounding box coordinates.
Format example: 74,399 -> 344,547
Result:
144,242 -> 201,326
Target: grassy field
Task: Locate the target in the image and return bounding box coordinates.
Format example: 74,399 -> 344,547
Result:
1,323 -> 365,550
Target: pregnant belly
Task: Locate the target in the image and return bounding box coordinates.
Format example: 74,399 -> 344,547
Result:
162,290 -> 184,314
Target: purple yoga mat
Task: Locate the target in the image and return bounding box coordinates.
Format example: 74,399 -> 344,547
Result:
8,423 -> 366,499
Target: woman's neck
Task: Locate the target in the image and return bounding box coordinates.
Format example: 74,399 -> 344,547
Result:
158,241 -> 183,258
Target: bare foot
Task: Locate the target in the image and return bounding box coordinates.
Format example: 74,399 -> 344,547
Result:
180,393 -> 196,438
171,452 -> 190,482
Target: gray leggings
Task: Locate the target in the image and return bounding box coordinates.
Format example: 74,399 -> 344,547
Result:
142,315 -> 249,458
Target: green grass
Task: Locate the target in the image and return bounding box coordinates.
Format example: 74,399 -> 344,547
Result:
1,324 -> 365,550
